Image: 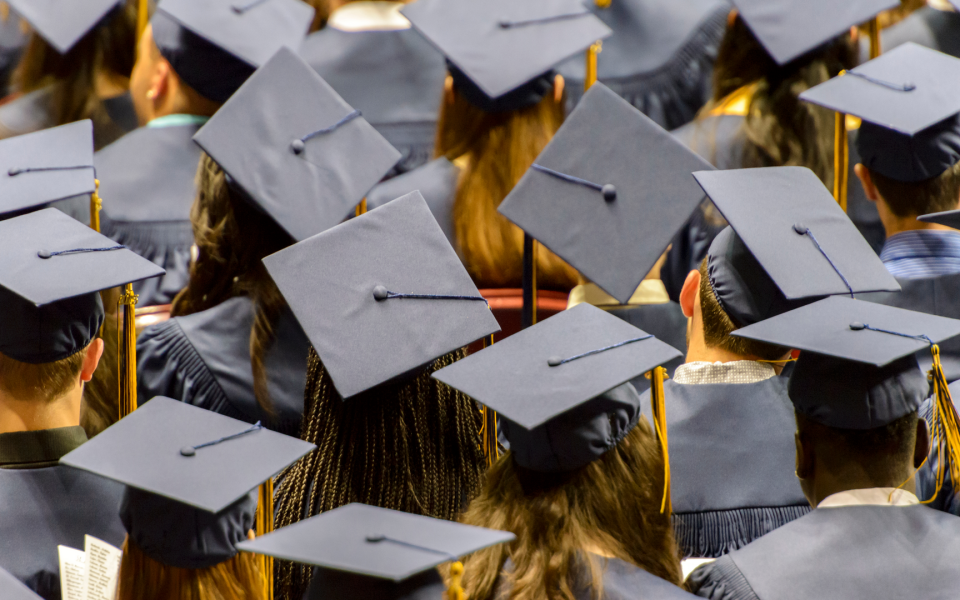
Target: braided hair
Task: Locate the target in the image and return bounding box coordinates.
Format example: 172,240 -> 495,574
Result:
273,346 -> 487,600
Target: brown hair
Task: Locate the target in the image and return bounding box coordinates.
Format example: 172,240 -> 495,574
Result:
698,260 -> 789,361
699,16 -> 857,187
459,419 -> 682,600
273,347 -> 486,600
868,162 -> 960,219
116,536 -> 266,600
0,344 -> 88,402
436,83 -> 579,291
13,1 -> 136,134
171,154 -> 294,416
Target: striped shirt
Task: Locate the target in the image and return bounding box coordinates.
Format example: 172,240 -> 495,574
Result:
880,230 -> 960,280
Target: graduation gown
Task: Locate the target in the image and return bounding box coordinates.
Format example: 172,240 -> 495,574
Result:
640,377 -> 809,558
605,303 -> 688,377
865,6 -> 960,60
558,0 -> 727,130
686,504 -> 960,600
136,296 -> 311,435
492,555 -> 697,600
300,27 -> 446,177
0,428 -> 126,600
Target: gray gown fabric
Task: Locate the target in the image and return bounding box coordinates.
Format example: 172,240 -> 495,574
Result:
861,7 -> 960,61
492,555 -> 697,600
558,0 -> 727,130
300,27 -> 446,177
0,87 -> 137,151
605,303 -> 688,377
366,157 -> 459,248
687,504 -> 960,600
639,377 -> 809,558
136,295 -> 311,435
0,467 -> 125,600
92,124 -> 202,306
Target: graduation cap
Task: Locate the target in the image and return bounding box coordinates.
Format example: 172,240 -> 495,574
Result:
800,43 -> 960,183
193,47 -> 401,242
237,503 -> 515,600
401,0 -> 611,112
60,396 -> 316,568
433,303 -> 680,474
498,83 -> 713,305
0,565 -> 41,600
263,191 -> 500,400
152,0 -> 315,103
7,0 -> 122,54
0,120 -> 95,218
731,0 -> 897,65
0,208 -> 163,364
694,167 -> 900,327
918,209 -> 960,229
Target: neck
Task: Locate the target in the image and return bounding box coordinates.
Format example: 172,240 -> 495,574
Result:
808,470 -> 916,507
685,323 -> 757,364
0,387 -> 82,434
880,203 -> 956,238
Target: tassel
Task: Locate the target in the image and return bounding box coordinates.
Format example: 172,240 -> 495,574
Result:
584,41 -> 602,90
89,179 -> 102,233
137,0 -> 149,40
648,366 -> 672,514
355,198 -> 367,217
447,561 -> 465,600
257,479 -> 275,600
480,335 -> 501,467
117,284 -> 139,419
595,0 -> 611,8
832,112 -> 849,212
925,344 -> 960,501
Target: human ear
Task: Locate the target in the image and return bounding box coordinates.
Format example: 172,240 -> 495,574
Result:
679,270 -> 700,319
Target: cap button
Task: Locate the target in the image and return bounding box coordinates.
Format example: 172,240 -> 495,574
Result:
179,447 -> 196,457
291,139 -> 305,155
601,184 -> 617,202
792,223 -> 808,234
365,534 -> 385,543
373,285 -> 389,301
547,356 -> 563,367
849,322 -> 865,331
37,250 -> 52,259
7,168 -> 21,176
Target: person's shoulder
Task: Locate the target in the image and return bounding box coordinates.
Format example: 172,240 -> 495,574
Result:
686,555 -> 760,600
600,557 -> 699,599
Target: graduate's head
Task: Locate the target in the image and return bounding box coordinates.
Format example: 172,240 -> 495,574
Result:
0,338 -> 102,406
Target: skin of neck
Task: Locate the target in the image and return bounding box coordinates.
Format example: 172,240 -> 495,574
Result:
795,418 -> 930,507
854,163 -> 958,238
0,340 -> 103,434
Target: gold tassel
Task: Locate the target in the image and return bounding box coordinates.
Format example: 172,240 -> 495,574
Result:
257,479 -> 275,600
925,345 -> 960,501
355,198 -> 368,217
447,561 -> 465,600
117,284 -> 139,420
867,17 -> 881,60
594,0 -> 612,8
0,2 -> 9,23
90,179 -> 102,233
480,335 -> 501,467
584,41 -> 602,91
832,111 -> 849,213
137,0 -> 149,40
647,366 -> 671,514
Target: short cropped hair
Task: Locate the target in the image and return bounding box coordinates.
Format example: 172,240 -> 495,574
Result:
0,344 -> 88,402
869,161 -> 960,218
698,259 -> 790,361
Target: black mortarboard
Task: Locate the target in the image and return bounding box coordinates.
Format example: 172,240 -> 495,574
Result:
263,191 -> 500,399
194,47 -> 400,242
237,503 -> 514,588
0,120 -> 95,218
401,0 -> 611,112
801,43 -> 960,183
152,0 -> 315,103
0,208 -> 163,363
731,297 -> 960,428
60,396 -> 315,568
499,83 -> 713,305
7,0 -> 122,54
433,303 -> 681,472
0,565 -> 40,600
918,209 -> 960,229
694,167 -> 900,326
732,0 -> 896,65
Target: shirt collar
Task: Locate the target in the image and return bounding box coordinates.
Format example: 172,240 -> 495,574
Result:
818,487 -> 920,508
673,360 -> 776,385
146,114 -> 211,129
0,426 -> 88,469
566,280 -> 670,309
880,229 -> 960,263
327,2 -> 411,32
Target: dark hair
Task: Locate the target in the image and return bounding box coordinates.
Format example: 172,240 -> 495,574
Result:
273,347 -> 487,600
171,153 -> 294,416
459,418 -> 681,600
868,162 -> 960,218
698,260 -> 789,361
0,343 -> 88,401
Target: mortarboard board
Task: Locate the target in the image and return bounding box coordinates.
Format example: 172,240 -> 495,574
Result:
731,0 -> 897,66
152,0 -> 315,103
60,396 -> 316,568
0,120 -> 95,218
0,565 -> 41,600
0,208 -> 163,363
263,191 -> 500,400
694,167 -> 900,326
237,503 -> 514,585
918,209 -> 960,229
800,43 -> 960,183
498,83 -> 713,305
401,0 -> 611,112
433,303 -> 681,473
7,0 -> 122,54
193,47 -> 401,242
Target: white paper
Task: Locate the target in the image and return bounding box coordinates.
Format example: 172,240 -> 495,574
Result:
83,535 -> 122,600
57,546 -> 86,600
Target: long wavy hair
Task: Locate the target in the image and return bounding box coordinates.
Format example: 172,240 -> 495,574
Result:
171,154 -> 294,416
13,1 -> 136,138
116,536 -> 265,600
435,81 -> 578,291
459,418 -> 682,600
273,347 -> 487,600
696,15 -> 857,187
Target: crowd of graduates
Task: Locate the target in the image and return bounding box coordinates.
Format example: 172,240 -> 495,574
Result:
2,0 -> 960,599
